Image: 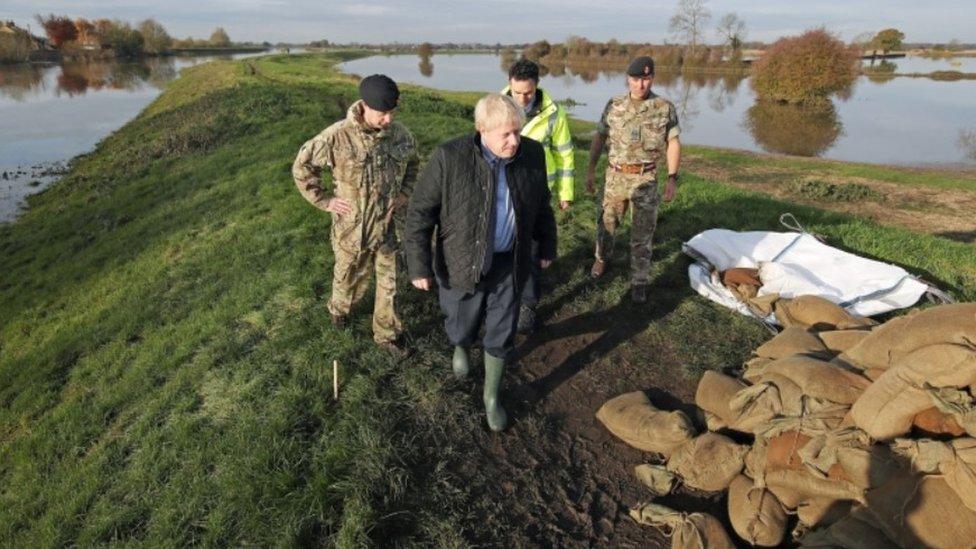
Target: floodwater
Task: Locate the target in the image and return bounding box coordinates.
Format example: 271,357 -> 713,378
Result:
340,53 -> 976,168
0,50 -> 285,223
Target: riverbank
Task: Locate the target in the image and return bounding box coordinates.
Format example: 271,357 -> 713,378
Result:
1,52 -> 974,546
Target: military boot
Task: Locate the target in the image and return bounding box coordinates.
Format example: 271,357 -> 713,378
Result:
483,353 -> 508,432
452,345 -> 470,380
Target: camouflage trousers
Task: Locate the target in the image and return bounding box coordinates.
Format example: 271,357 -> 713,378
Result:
328,244 -> 401,343
594,169 -> 661,285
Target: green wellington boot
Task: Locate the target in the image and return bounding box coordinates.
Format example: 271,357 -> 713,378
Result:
482,353 -> 508,432
452,346 -> 470,380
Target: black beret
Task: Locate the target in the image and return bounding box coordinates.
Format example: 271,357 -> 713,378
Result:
359,74 -> 399,111
626,56 -> 655,77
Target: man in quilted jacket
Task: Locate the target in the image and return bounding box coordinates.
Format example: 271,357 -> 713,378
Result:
405,93 -> 557,431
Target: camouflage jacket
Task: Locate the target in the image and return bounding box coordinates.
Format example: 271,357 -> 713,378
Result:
596,91 -> 680,167
292,100 -> 419,252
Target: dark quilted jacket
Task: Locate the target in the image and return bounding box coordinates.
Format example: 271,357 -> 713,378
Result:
405,133 -> 558,294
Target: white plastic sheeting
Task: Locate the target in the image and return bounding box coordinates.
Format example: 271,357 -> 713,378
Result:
683,229 -> 930,323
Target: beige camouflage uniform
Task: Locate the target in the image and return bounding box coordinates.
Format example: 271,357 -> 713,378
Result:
595,91 -> 679,285
292,100 -> 419,343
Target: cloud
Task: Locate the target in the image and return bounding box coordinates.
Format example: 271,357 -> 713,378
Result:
340,4 -> 396,17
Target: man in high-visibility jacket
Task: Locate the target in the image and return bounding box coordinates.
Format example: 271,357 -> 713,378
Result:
503,58 -> 574,333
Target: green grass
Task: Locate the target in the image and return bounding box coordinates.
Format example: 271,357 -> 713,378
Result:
687,144 -> 976,192
1,53 -> 975,546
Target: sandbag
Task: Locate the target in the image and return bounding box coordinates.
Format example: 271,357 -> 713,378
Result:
799,508 -> 893,549
703,411 -> 727,432
634,464 -> 678,497
742,356 -> 773,383
596,391 -> 697,455
728,382 -> 782,432
759,372 -> 805,417
816,329 -> 871,354
722,267 -> 761,287
849,367 -> 932,440
756,398 -> 849,439
629,503 -> 735,549
867,472 -> 976,548
928,385 -> 976,437
863,368 -> 885,381
831,445 -> 901,490
695,371 -> 747,429
841,303 -> 976,370
913,406 -> 967,437
773,295 -> 876,331
764,355 -> 871,405
744,436 -> 769,481
796,497 -> 852,528
891,437 -> 976,513
765,430 -> 811,472
754,327 -> 830,360
727,475 -> 788,547
895,343 -> 976,388
667,432 -> 748,492
764,469 -> 864,509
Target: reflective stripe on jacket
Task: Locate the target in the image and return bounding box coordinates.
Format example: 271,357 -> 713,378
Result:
502,86 -> 575,202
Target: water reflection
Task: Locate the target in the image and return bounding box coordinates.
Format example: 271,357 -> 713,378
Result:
744,102 -> 842,157
959,129 -> 976,162
0,57 -> 183,100
418,55 -> 433,77
0,64 -> 44,101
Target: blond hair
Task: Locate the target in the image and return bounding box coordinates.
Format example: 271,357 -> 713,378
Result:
474,93 -> 525,131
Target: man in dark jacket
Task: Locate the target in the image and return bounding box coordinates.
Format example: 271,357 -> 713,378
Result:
405,93 -> 558,432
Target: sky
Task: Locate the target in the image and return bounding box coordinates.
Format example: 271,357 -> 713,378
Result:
2,0 -> 973,45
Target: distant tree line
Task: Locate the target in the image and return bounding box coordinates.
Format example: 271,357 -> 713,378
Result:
29,14 -> 242,59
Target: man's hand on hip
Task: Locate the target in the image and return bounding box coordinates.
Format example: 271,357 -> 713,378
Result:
411,278 -> 433,291
539,259 -> 552,269
326,197 -> 354,216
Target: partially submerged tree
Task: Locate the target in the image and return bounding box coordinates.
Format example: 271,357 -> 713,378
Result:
669,0 -> 711,56
716,12 -> 746,52
751,29 -> 859,106
35,14 -> 78,48
418,42 -> 433,57
872,28 -> 905,56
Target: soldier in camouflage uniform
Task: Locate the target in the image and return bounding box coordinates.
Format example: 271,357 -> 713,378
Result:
586,56 -> 682,304
292,75 -> 419,353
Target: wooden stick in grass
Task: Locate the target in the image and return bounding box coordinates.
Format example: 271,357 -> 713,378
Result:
333,359 -> 339,400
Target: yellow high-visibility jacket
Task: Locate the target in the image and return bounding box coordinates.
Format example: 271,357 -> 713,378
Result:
502,86 -> 575,202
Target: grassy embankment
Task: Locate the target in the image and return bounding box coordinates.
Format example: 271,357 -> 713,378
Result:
1,52 -> 975,546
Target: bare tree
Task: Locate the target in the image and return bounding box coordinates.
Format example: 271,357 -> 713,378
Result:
716,13 -> 746,52
669,0 -> 711,56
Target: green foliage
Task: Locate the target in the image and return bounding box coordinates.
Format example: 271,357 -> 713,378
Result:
751,29 -> 860,105
873,28 -> 905,54
103,21 -> 144,58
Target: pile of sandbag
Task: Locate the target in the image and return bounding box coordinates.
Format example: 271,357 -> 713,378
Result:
596,301 -> 976,548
